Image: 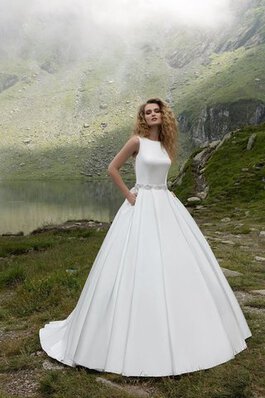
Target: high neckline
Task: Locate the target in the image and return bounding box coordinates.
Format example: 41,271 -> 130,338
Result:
144,137 -> 161,143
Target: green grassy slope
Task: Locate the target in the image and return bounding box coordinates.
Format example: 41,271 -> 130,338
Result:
171,123 -> 265,221
0,49 -> 173,180
170,44 -> 265,117
0,1 -> 265,180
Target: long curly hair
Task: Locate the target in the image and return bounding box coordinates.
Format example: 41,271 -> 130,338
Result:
131,98 -> 179,162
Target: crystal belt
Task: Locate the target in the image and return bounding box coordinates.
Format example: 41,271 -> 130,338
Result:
134,183 -> 168,190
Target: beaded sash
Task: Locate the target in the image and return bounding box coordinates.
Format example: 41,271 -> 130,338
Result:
133,183 -> 168,191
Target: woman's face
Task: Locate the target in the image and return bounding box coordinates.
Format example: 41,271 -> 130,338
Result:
144,103 -> 162,127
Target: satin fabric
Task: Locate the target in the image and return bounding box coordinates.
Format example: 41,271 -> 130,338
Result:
39,136 -> 252,377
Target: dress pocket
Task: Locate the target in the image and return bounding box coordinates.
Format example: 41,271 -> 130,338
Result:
124,187 -> 138,208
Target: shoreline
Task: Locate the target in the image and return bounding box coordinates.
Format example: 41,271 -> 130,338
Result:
1,219 -> 111,237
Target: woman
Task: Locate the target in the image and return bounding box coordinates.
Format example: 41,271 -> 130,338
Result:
107,98 -> 178,205
39,98 -> 252,377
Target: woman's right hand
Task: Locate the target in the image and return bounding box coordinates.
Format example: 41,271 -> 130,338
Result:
126,191 -> 138,206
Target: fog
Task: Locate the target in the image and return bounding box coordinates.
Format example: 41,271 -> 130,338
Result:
30,0 -> 233,28
0,0 -> 236,60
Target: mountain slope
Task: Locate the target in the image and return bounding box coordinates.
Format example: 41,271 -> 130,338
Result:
0,1 -> 265,179
170,123 -> 265,221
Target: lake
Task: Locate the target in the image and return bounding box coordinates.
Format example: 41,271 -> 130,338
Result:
0,179 -> 135,235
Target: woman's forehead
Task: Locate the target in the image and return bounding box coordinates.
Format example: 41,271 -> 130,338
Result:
144,103 -> 160,111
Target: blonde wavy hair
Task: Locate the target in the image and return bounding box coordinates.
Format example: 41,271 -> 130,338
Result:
131,98 -> 179,162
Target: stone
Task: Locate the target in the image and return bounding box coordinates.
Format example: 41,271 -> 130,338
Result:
246,133 -> 256,150
220,240 -> 235,245
259,231 -> 265,238
221,217 -> 231,222
42,359 -> 65,370
250,290 -> 265,296
221,267 -> 243,277
209,140 -> 221,148
197,191 -> 207,199
255,256 -> 265,262
187,196 -> 201,203
96,377 -> 151,397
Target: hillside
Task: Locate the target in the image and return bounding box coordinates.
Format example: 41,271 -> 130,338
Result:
170,123 -> 265,222
0,0 -> 265,179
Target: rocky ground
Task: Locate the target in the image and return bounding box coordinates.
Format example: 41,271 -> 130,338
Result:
0,208 -> 264,398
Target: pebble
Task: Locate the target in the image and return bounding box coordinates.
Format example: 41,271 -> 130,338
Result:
250,290 -> 265,296
220,240 -> 235,245
42,359 -> 65,370
221,267 -> 243,277
255,256 -> 265,262
221,217 -> 231,222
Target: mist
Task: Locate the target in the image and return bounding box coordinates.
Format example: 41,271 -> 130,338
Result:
0,0 -> 237,61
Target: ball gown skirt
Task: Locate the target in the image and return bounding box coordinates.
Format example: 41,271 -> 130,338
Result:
39,136 -> 252,377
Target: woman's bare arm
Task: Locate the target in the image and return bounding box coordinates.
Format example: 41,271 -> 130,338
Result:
107,135 -> 139,204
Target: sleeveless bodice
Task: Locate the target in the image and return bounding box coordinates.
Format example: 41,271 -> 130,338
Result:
134,136 -> 171,188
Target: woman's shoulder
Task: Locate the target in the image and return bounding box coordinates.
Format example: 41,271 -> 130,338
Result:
127,135 -> 141,158
127,135 -> 141,145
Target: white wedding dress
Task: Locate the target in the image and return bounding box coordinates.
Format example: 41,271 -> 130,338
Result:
39,135 -> 252,377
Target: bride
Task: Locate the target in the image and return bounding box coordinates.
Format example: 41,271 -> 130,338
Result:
107,98 -> 177,205
39,98 -> 252,377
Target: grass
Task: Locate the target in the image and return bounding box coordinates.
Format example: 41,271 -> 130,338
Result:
172,44 -> 265,116
0,214 -> 264,397
0,125 -> 265,397
171,123 -> 265,221
204,125 -> 265,205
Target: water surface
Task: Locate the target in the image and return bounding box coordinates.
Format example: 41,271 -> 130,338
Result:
0,179 -> 134,235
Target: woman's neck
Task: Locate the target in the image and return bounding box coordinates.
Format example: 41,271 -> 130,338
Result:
148,125 -> 161,141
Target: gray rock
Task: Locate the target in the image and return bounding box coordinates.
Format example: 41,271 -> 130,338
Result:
221,217 -> 231,222
255,256 -> 265,262
250,290 -> 265,296
187,196 -> 201,203
197,191 -> 208,199
96,377 -> 151,397
221,267 -> 243,277
246,133 -> 256,150
259,231 -> 265,238
42,359 -> 65,370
